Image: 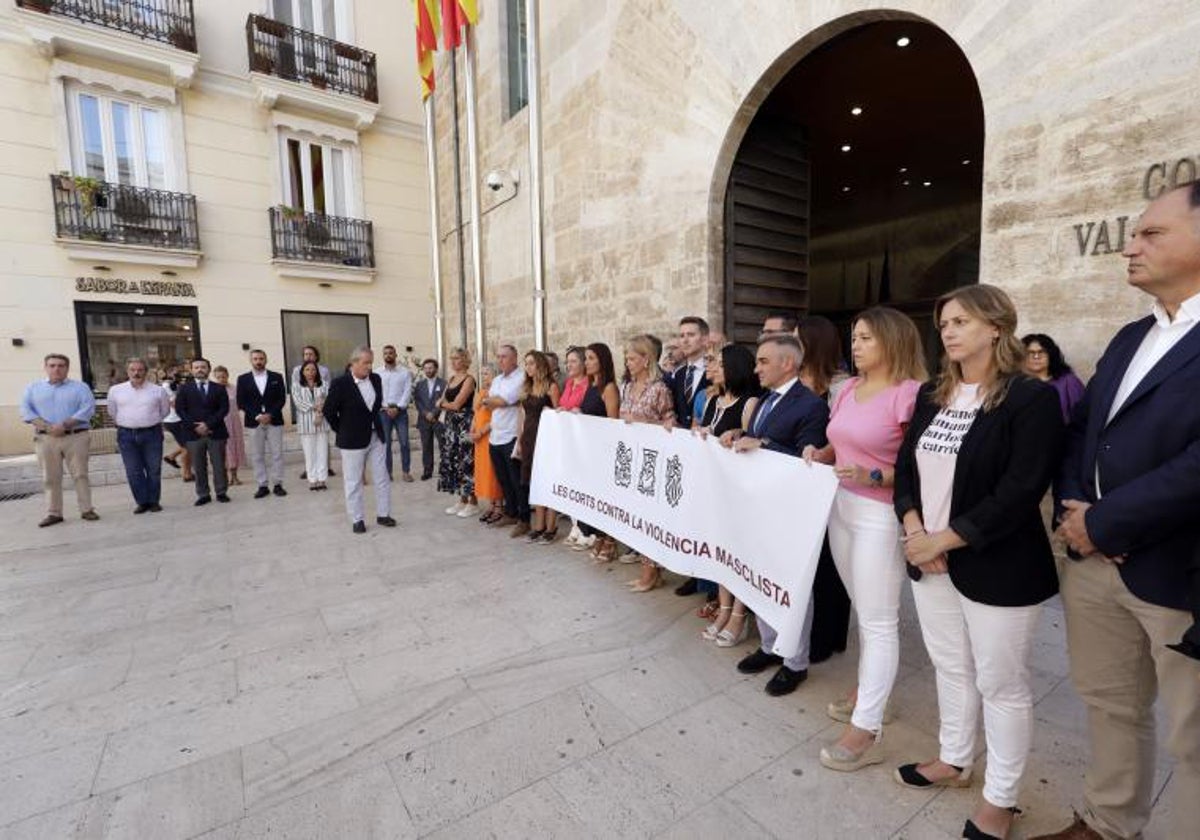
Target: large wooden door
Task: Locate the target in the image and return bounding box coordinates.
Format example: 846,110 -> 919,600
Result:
723,120 -> 810,345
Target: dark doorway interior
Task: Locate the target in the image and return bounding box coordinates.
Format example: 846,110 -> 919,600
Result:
725,20 -> 984,351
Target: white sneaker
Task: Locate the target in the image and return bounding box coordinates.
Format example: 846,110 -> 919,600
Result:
456,504 -> 480,518
445,502 -> 464,515
564,524 -> 583,547
571,534 -> 596,552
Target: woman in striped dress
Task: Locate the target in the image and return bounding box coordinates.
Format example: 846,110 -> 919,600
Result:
291,361 -> 330,490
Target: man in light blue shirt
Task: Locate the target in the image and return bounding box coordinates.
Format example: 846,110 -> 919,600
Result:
376,344 -> 415,482
19,353 -> 98,526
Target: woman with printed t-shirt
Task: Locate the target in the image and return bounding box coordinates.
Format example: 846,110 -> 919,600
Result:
803,307 -> 926,772
891,285 -> 1063,840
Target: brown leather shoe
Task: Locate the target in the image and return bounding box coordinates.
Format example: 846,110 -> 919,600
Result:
38,515 -> 64,528
81,510 -> 100,521
490,515 -> 517,527
509,521 -> 531,538
1028,815 -> 1104,840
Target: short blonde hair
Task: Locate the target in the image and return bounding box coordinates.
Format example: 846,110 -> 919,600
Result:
449,347 -> 472,367
624,335 -> 663,383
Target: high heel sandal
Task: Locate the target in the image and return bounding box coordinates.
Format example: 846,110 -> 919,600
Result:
715,611 -> 750,647
701,606 -> 732,640
591,536 -> 617,563
628,569 -> 663,593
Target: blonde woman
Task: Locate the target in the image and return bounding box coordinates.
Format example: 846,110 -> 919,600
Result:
514,350 -> 560,542
802,307 -> 927,772
292,361 -> 330,490
619,334 -> 675,591
437,348 -> 477,515
891,285 -> 1062,840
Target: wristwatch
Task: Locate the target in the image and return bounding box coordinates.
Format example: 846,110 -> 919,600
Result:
869,468 -> 884,487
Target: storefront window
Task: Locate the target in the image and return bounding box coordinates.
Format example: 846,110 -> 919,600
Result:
74,302 -> 201,394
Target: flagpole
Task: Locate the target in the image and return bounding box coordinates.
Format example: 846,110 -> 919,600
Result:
422,95 -> 446,369
463,24 -> 486,364
525,0 -> 546,351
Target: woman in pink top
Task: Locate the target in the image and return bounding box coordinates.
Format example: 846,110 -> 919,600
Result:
558,347 -> 589,412
804,307 -> 927,772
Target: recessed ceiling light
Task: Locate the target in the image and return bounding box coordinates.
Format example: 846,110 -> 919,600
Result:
902,180 -> 911,186
898,167 -> 907,173
841,186 -> 851,193
922,181 -> 932,187
961,159 -> 971,165
896,36 -> 911,47
850,106 -> 863,116
840,144 -> 851,152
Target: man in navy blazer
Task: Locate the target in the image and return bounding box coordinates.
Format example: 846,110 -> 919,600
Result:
1039,183 -> 1200,840
174,357 -> 229,506
413,358 -> 446,480
719,334 -> 829,697
668,316 -> 711,429
323,345 -> 394,534
236,349 -> 288,498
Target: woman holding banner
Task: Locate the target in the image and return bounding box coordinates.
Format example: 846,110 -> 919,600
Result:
697,343 -> 761,646
802,307 -> 926,772
891,285 -> 1063,840
573,343 -> 622,559
619,334 -> 676,591
514,350 -> 560,543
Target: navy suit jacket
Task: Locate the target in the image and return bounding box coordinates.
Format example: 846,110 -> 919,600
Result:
1058,314 -> 1200,610
743,380 -> 829,457
235,370 -> 287,428
668,362 -> 709,428
322,372 -> 386,450
174,379 -> 229,443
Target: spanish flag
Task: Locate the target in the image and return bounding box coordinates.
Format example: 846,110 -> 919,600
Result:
415,0 -> 440,99
441,0 -> 478,51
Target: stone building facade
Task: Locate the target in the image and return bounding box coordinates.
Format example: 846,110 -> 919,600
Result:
429,0 -> 1200,373
0,0 -> 432,455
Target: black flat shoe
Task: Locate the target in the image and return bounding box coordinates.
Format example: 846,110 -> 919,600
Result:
254,486 -> 270,499
216,494 -> 230,503
272,484 -> 287,497
194,496 -> 211,506
764,666 -> 807,696
376,516 -> 397,527
148,504 -> 163,512
352,521 -> 366,534
962,819 -> 1000,840
736,650 -> 783,674
893,763 -> 971,789
674,578 -> 698,597
525,530 -> 546,542
134,504 -> 150,514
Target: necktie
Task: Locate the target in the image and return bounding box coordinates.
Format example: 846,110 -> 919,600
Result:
753,391 -> 780,436
683,365 -> 696,405
199,382 -> 206,398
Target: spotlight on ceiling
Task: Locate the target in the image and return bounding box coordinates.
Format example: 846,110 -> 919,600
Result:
840,144 -> 852,153
903,180 -> 911,186
962,159 -> 971,165
896,36 -> 911,47
922,181 -> 932,187
841,186 -> 851,193
850,106 -> 863,116
898,167 -> 907,173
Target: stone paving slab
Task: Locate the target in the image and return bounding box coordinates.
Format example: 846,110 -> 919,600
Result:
0,475 -> 1180,838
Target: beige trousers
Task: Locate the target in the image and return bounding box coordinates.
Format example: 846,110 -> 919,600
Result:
1060,557 -> 1200,839
35,431 -> 93,516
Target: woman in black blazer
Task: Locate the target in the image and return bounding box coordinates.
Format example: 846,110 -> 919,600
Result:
890,285 -> 1063,840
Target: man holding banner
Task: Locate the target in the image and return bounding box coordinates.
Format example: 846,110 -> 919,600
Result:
721,334 -> 831,696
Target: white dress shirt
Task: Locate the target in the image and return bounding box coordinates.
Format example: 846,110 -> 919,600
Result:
376,364 -> 413,409
355,375 -> 377,409
107,380 -> 171,429
488,368 -> 525,445
253,369 -> 268,395
1107,290 -> 1200,423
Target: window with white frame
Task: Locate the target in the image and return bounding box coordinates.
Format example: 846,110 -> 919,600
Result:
68,86 -> 173,191
280,134 -> 355,217
272,0 -> 341,39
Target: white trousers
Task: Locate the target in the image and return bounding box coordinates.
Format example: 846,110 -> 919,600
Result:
756,592 -> 813,671
248,423 -> 284,486
339,436 -> 390,524
827,488 -> 906,733
911,572 -> 1041,808
299,432 -> 328,481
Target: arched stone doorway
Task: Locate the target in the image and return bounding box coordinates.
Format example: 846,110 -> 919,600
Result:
713,14 -> 984,350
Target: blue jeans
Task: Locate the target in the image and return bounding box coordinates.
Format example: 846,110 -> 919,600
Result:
117,426 -> 164,505
380,408 -> 411,477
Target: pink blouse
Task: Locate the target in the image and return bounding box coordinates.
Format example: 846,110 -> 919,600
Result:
827,377 -> 921,504
559,376 -> 589,411
620,379 -> 674,424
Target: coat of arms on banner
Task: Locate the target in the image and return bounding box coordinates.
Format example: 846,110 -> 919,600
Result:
612,441 -> 684,507
614,441 -> 633,487
665,455 -> 683,508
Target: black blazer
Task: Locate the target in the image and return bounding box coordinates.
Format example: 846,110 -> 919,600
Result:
744,380 -> 829,457
235,370 -> 287,428
1058,316 -> 1200,610
322,372 -> 385,449
894,376 -> 1063,607
174,379 -> 229,443
668,362 -> 710,428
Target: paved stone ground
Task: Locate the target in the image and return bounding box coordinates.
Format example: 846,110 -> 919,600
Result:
0,473 -> 1177,839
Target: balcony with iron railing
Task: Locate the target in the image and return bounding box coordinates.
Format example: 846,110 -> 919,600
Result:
245,14 -> 380,128
52,174 -> 201,266
15,1 -> 200,86
268,206 -> 375,281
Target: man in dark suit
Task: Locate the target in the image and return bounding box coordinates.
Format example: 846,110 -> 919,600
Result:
719,334 -> 829,696
323,345 -> 395,533
1037,182 -> 1200,840
174,357 -> 230,506
236,349 -> 288,498
669,316 -> 712,597
413,358 -> 446,480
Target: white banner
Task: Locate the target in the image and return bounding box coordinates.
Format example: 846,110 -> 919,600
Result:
529,411 -> 839,656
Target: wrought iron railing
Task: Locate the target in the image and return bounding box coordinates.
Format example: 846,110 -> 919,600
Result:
269,207 -> 374,268
17,0 -> 197,51
246,14 -> 378,103
52,174 -> 201,251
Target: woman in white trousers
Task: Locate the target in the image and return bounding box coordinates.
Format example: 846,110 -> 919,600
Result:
892,285 -> 1064,840
804,306 -> 927,772
292,361 -> 330,490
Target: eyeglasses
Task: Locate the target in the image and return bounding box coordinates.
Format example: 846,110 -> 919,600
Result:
1026,350 -> 1047,359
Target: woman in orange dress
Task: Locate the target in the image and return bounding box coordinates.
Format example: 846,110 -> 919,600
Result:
471,364 -> 503,522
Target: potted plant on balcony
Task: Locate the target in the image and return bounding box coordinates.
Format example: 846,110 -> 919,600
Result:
168,25 -> 196,52
303,219 -> 331,247
250,51 -> 275,74
65,176 -> 106,215
278,205 -> 306,222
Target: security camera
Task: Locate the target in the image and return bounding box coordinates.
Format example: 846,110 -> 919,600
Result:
485,171 -> 505,191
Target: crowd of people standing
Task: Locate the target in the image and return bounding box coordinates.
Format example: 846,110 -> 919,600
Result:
17,183 -> 1200,840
